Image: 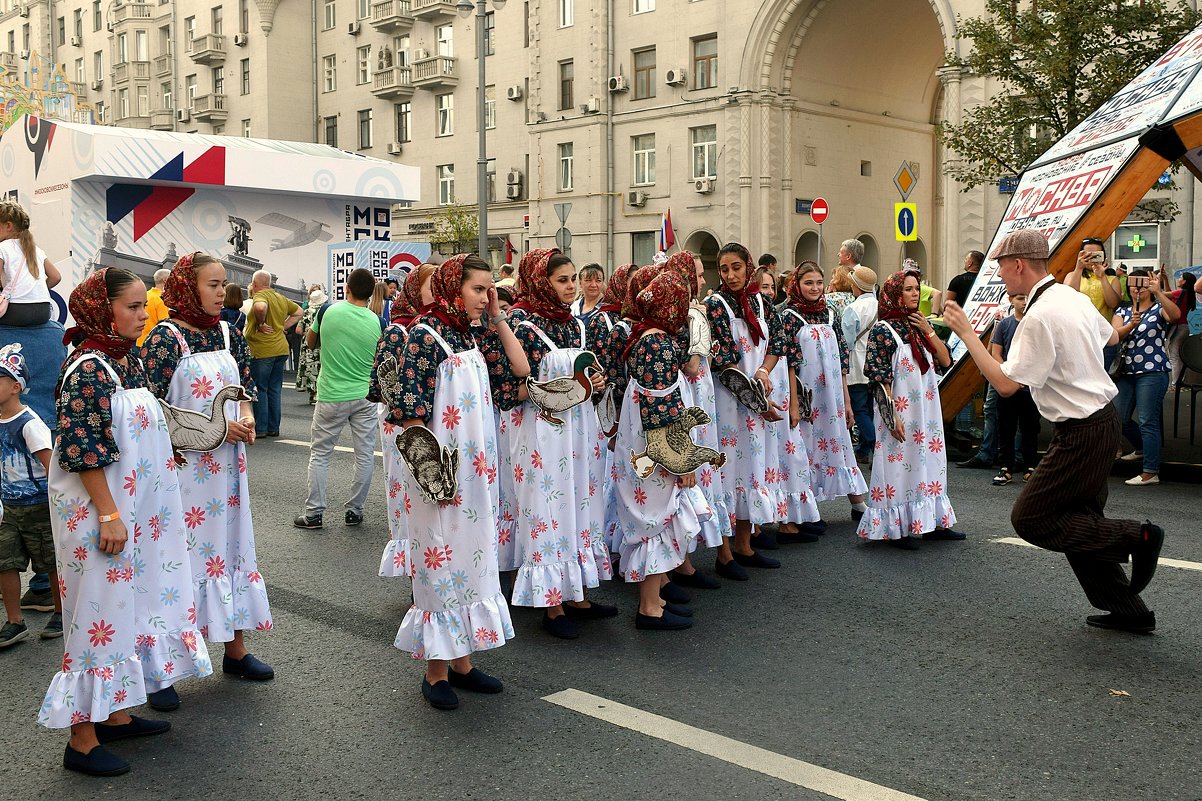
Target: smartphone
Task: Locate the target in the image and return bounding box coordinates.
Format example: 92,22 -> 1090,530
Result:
1086,252 -> 1106,263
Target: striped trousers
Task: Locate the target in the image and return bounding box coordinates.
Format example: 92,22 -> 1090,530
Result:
1010,404 -> 1148,616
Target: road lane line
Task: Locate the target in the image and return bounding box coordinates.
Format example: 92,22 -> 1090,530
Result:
274,438 -> 384,458
543,689 -> 929,801
994,537 -> 1202,573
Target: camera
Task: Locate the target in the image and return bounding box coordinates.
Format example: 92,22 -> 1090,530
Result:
1085,251 -> 1106,263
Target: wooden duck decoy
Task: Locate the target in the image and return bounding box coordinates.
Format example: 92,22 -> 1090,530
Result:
631,406 -> 727,479
525,351 -> 601,426
157,384 -> 251,464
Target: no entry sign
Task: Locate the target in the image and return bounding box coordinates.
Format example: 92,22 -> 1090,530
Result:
811,197 -> 829,225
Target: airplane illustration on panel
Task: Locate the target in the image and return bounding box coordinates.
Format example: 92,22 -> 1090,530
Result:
255,212 -> 335,251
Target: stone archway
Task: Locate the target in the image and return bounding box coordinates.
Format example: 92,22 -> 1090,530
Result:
857,233 -> 880,272
684,229 -> 721,292
902,239 -> 929,273
794,230 -> 819,267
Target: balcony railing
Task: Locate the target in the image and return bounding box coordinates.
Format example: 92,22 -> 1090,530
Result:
154,53 -> 172,76
371,66 -> 414,98
412,55 -> 456,88
370,0 -> 414,31
150,109 -> 175,130
113,60 -> 151,84
410,0 -> 457,20
112,2 -> 153,22
192,93 -> 228,121
189,34 -> 226,65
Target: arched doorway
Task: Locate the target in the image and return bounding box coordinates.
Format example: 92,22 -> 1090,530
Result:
902,239 -> 929,273
857,234 -> 881,272
794,231 -> 819,268
684,230 -> 721,292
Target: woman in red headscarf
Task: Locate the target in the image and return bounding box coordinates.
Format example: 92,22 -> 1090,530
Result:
858,269 -> 961,550
704,243 -> 790,580
42,268 -> 211,777
388,254 -> 529,711
501,249 -> 614,640
585,262 -> 635,394
141,252 -> 273,707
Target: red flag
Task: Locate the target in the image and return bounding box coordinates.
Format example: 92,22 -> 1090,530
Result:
504,236 -> 515,264
659,209 -> 676,252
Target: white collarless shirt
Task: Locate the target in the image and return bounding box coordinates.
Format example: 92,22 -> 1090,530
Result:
1000,275 -> 1117,422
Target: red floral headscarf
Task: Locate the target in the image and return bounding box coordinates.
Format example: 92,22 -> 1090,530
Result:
64,268 -> 136,360
622,265 -> 658,321
718,243 -> 765,345
391,265 -> 430,327
426,254 -> 473,333
520,249 -> 573,323
162,252 -> 221,330
622,271 -> 691,362
599,263 -> 636,315
785,261 -> 827,316
878,269 -> 933,374
510,247 -> 559,313
664,250 -> 700,300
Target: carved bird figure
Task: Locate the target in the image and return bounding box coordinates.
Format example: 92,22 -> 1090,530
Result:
376,352 -> 402,409
396,425 -> 458,503
594,384 -> 619,438
631,406 -> 727,479
525,351 -> 601,426
157,384 -> 251,464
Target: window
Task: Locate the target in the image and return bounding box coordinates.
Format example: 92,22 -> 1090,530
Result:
240,0 -> 250,32
74,9 -> 82,39
324,115 -> 338,147
93,51 -> 103,80
435,24 -> 453,57
558,143 -> 574,191
437,164 -> 455,205
137,85 -> 149,116
484,11 -> 496,55
135,29 -> 148,61
185,74 -> 197,107
436,93 -> 453,136
633,48 -> 655,99
242,118 -> 251,137
212,6 -> 223,35
213,125 -> 224,135
118,88 -> 129,119
7,32 -> 13,53
75,58 -> 85,83
559,0 -> 573,27
692,35 -> 716,89
523,1 -> 529,47
322,55 -> 336,92
159,25 -> 171,56
395,101 -> 411,142
161,81 -> 172,108
117,33 -> 128,64
486,158 -> 497,202
632,133 -> 655,185
558,60 -> 573,110
323,0 -> 336,29
394,35 -> 410,65
358,108 -> 373,149
93,0 -> 102,32
632,232 -> 656,266
212,66 -> 224,94
484,85 -> 495,129
358,0 -> 370,19
240,58 -> 250,94
690,125 -> 717,179
633,0 -> 655,12
357,45 -> 371,84
96,101 -> 106,123
22,24 -> 29,51
184,17 -> 196,51
57,17 -> 65,47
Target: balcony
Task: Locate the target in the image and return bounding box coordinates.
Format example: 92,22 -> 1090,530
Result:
410,0 -> 458,21
192,93 -> 227,122
0,51 -> 17,71
371,66 -> 414,99
154,53 -> 172,76
370,0 -> 415,32
412,55 -> 456,89
189,34 -> 226,65
113,60 -> 151,84
111,3 -> 153,23
114,114 -> 152,129
150,109 -> 175,130
69,81 -> 86,96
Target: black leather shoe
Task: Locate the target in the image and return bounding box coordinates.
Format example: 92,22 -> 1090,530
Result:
421,678 -> 460,710
95,715 -> 171,744
541,613 -> 579,639
777,529 -> 820,544
750,531 -> 780,550
801,520 -> 828,534
889,537 -> 920,551
635,610 -> 693,630
63,744 -> 130,777
664,603 -> 693,618
448,667 -> 504,693
1130,521 -> 1164,595
669,569 -> 721,589
956,457 -> 992,470
715,558 -> 749,581
659,582 -> 691,605
1086,611 -> 1156,634
925,528 -> 967,541
146,686 -> 180,712
223,653 -> 275,681
732,550 -> 781,569
563,601 -> 619,620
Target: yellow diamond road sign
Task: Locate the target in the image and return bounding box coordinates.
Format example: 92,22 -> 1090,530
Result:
894,162 -> 916,201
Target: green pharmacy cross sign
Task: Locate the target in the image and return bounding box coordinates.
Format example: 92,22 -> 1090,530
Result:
1127,233 -> 1147,253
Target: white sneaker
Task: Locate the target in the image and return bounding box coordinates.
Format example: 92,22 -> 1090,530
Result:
1119,451 -> 1144,462
1125,474 -> 1159,486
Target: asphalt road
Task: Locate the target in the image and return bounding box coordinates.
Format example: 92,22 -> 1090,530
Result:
2,385 -> 1200,801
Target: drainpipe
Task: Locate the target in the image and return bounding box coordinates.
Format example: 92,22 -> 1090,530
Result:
605,0 -> 615,268
312,0 -> 319,142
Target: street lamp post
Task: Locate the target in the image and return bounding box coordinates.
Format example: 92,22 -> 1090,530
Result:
457,0 -> 505,261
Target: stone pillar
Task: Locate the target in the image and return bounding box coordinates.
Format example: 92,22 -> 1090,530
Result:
781,98 -> 795,265
937,65 -> 964,286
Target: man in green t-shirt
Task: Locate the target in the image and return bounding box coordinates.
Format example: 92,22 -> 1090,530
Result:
245,270 -> 302,437
294,268 -> 383,530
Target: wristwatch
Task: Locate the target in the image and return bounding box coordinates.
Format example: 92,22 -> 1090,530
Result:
489,313 -> 507,326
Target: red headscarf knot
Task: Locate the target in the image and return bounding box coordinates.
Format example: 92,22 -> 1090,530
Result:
162,252 -> 221,330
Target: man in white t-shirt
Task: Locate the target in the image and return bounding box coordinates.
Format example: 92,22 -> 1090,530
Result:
943,230 -> 1164,635
842,265 -> 879,464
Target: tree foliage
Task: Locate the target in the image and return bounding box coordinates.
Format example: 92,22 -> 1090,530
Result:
940,0 -> 1202,189
427,203 -> 479,254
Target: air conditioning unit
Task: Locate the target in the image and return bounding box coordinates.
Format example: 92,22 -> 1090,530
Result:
505,183 -> 521,200
106,21 -> 114,31
91,78 -> 103,90
414,48 -> 429,60
233,33 -> 248,46
665,68 -> 687,86
17,4 -> 28,17
505,85 -> 523,101
579,97 -> 600,114
70,36 -> 81,47
387,142 -> 402,155
607,75 -> 628,93
506,168 -> 522,185
177,109 -> 191,122
19,50 -> 30,60
347,21 -> 361,35
627,190 -> 648,207
694,177 -> 714,194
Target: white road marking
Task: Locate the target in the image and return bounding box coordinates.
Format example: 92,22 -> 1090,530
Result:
543,689 -> 930,801
274,438 -> 384,458
994,537 -> 1202,573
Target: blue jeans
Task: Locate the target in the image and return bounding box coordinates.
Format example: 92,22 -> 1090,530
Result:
973,385 -> 999,463
250,354 -> 288,435
848,383 -> 876,456
1112,371 -> 1169,473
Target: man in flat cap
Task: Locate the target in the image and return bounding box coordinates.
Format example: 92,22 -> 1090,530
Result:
943,229 -> 1165,634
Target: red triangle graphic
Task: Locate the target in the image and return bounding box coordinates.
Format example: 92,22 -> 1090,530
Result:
133,186 -> 195,241
183,146 -> 226,185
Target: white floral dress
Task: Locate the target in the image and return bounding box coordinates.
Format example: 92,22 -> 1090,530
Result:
40,355 -> 211,728
679,351 -> 730,548
857,325 -> 957,540
379,322 -> 412,578
393,325 -> 514,660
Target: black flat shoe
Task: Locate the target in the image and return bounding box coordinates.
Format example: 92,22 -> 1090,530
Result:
715,558 -> 749,581
223,653 -> 275,681
750,531 -> 780,550
659,582 -> 691,605
732,550 -> 781,569
889,537 -> 920,551
925,528 -> 966,541
448,667 -> 504,693
421,678 -> 460,710
563,601 -> 619,619
669,569 -> 721,590
1086,612 -> 1156,634
635,610 -> 693,630
541,613 -> 579,639
777,529 -> 819,544
664,603 -> 693,617
1130,522 -> 1164,595
801,520 -> 828,534
852,507 -> 865,523
63,744 -> 130,777
146,686 -> 180,712
95,715 -> 171,744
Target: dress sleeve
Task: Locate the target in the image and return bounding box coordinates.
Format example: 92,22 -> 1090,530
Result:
138,326 -> 184,399
832,314 -> 850,374
56,356 -> 121,472
761,298 -> 789,358
515,322 -> 549,380
706,297 -> 738,370
367,325 -> 405,405
630,335 -> 685,430
863,323 -> 898,385
778,311 -> 802,370
395,327 -> 446,424
228,326 -> 258,401
476,327 -> 523,411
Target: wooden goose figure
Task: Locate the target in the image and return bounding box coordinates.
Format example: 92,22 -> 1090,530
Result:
630,406 -> 727,479
526,351 -> 601,426
157,384 -> 251,463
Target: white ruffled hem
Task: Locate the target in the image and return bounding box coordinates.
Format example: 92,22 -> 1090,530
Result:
39,632 -> 212,729
512,557 -> 595,608
780,489 -> 821,524
378,538 -> 412,578
810,464 -> 869,502
393,592 -> 516,661
856,494 -> 957,541
194,570 -> 273,641
723,484 -> 781,525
